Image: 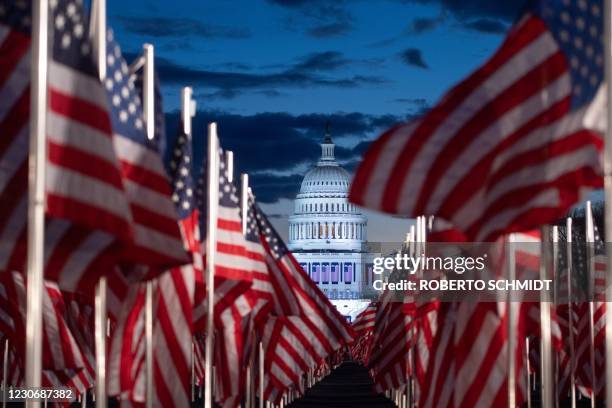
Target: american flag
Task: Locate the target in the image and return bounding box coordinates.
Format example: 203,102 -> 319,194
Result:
103,31 -> 188,270
193,148 -> 254,332
252,203 -> 353,402
151,126 -> 199,406
0,0 -> 135,290
350,0 -> 604,241
563,212 -> 606,399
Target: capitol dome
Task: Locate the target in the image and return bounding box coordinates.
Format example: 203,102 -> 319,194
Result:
288,130 -> 367,252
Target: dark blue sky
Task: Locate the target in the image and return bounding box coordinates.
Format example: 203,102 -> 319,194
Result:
107,0 -> 527,240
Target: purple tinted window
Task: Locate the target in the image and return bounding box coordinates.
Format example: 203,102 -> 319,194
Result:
343,263 -> 353,284
331,263 -> 339,283
321,263 -> 329,283
311,264 -> 319,283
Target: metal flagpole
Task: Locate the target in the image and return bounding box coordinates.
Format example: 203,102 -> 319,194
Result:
241,175 -> 249,235
204,123 -> 220,408
604,1 -> 612,406
25,1 -> 49,406
142,43 -> 156,408
507,233 -> 516,408
525,338 -> 531,408
2,339 -> 8,408
585,201 -> 597,408
182,87 -> 194,138
566,217 -> 577,408
90,1 -> 108,405
259,341 -> 264,408
226,151 -> 234,183
539,227 -> 554,408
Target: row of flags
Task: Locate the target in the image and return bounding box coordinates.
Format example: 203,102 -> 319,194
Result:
350,210 -> 605,407
0,0 -> 353,406
346,0 -> 611,406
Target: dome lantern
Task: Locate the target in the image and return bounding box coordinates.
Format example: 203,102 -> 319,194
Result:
319,122 -> 336,166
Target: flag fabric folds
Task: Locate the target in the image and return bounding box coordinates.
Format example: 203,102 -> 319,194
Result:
350,0 -> 604,241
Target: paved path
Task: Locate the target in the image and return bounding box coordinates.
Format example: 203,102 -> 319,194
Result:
289,362 -> 395,407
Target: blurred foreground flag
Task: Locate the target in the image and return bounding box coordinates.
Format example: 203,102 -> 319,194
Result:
350,0 -> 605,241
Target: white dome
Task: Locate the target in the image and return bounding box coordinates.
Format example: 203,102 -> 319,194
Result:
288,131 -> 367,252
300,165 -> 351,194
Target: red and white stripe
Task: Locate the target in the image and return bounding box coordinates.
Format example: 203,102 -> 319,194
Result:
350,15 -> 603,241
0,12 -> 135,291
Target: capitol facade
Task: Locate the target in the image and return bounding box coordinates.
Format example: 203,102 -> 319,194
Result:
288,131 -> 374,319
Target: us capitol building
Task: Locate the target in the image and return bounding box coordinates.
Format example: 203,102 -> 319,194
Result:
288,129 -> 374,320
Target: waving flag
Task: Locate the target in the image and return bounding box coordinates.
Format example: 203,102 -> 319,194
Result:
104,32 -> 188,270
151,125 -> 199,407
0,0 -> 136,290
350,0 -> 604,241
252,204 -> 353,402
193,149 -> 254,332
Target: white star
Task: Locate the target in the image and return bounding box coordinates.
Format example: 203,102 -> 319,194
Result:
49,0 -> 58,9
574,37 -> 583,49
114,70 -> 123,83
135,118 -> 143,129
56,14 -> 65,30
61,33 -> 71,49
128,103 -> 136,114
112,95 -> 121,107
122,62 -> 128,75
559,30 -> 569,42
119,110 -> 128,123
107,29 -> 114,42
81,42 -> 90,56
114,45 -> 121,58
182,201 -> 190,210
172,193 -> 179,203
181,167 -> 188,176
177,180 -> 185,189
592,4 -> 601,16
67,3 -> 76,16
121,87 -> 129,98
560,12 -> 570,24
576,17 -> 585,31
107,54 -> 115,66
187,189 -> 193,197
74,23 -> 83,38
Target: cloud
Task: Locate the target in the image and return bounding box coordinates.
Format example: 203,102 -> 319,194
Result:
400,48 -> 429,69
308,22 -> 352,37
403,0 -> 525,21
115,16 -> 250,39
132,52 -> 387,93
163,110 -> 403,203
268,0 -> 354,38
405,14 -> 445,34
292,51 -> 350,72
461,18 -> 508,34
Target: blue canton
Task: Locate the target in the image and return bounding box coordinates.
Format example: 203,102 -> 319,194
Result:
538,0 -> 603,109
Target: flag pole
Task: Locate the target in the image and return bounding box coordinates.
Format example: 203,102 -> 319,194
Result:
603,3 -> 612,408
566,217 -> 577,408
539,226 -> 554,408
89,1 -> 108,405
25,1 -> 49,404
142,42 -> 156,408
507,233 -> 516,408
204,123 -> 220,408
585,201 -> 597,407
259,341 -> 264,408
241,174 -> 249,235
182,87 -> 194,138
2,339 -> 8,407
